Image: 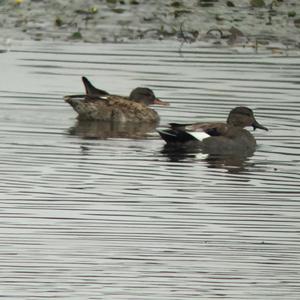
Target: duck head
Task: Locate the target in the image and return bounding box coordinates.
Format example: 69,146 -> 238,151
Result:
129,87 -> 169,106
227,107 -> 268,131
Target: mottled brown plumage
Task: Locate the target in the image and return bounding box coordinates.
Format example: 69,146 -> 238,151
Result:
64,77 -> 168,123
64,94 -> 161,122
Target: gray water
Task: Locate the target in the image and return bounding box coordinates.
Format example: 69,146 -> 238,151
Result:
0,41 -> 299,299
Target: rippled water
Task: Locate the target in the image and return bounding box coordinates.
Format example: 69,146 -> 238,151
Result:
0,41 -> 299,299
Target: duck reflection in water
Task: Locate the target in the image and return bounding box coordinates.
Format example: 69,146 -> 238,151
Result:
160,143 -> 255,173
68,120 -> 157,139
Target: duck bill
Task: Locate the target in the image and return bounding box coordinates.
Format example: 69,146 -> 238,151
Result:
252,119 -> 268,131
153,98 -> 169,106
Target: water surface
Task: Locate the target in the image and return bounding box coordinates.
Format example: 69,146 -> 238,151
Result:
0,41 -> 299,299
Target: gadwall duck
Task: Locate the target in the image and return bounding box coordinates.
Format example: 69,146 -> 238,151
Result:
64,77 -> 168,122
158,107 -> 268,155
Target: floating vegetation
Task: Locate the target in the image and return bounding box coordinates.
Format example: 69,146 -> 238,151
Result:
170,1 -> 183,8
75,7 -> 98,15
288,11 -> 296,18
70,31 -> 82,40
294,18 -> 300,28
198,0 -> 219,8
174,9 -> 191,18
106,0 -> 117,4
112,8 -> 125,13
250,0 -> 265,8
0,0 -> 299,49
55,17 -> 63,27
226,1 -> 235,7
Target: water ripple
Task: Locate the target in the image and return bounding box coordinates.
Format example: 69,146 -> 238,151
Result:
0,41 -> 299,299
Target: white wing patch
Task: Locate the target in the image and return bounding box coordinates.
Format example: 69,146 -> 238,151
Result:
188,131 -> 210,141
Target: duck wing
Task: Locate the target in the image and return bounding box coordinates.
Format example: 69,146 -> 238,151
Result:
185,122 -> 228,136
158,122 -> 229,144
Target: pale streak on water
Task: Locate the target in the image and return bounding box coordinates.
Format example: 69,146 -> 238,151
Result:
0,41 -> 299,299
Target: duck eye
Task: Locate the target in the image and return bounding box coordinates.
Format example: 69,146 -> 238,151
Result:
144,92 -> 154,98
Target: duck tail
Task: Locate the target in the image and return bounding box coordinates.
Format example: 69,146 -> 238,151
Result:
63,95 -> 84,110
82,76 -> 109,96
157,129 -> 177,143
